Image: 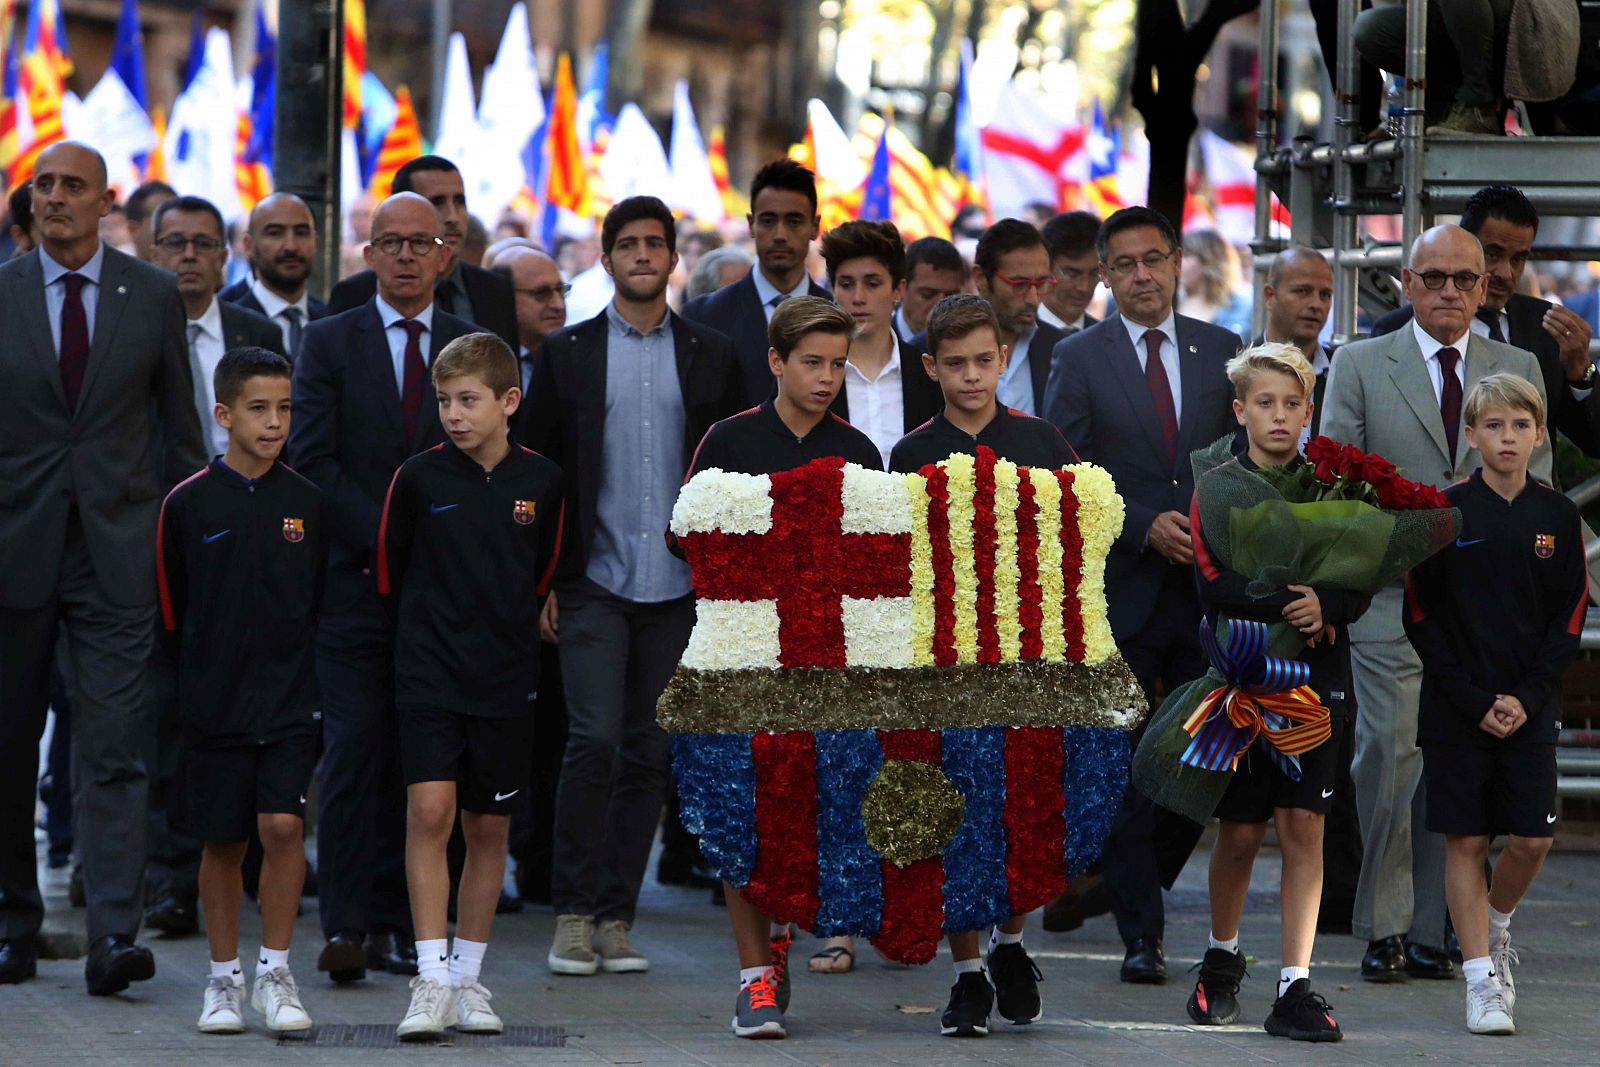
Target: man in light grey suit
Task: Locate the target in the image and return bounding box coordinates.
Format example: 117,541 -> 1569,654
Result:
0,142 -> 205,994
1321,224 -> 1551,983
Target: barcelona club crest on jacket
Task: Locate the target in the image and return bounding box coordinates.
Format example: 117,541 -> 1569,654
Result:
283,517 -> 306,543
1535,533 -> 1555,559
513,500 -> 537,525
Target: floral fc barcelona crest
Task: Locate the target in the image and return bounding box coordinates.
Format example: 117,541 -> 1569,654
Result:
1535,533 -> 1556,559
282,518 -> 305,543
513,500 -> 536,525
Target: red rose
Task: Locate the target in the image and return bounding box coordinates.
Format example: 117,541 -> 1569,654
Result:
1335,443 -> 1366,476
1305,436 -> 1338,466
1313,458 -> 1340,484
1374,477 -> 1413,510
1357,454 -> 1397,485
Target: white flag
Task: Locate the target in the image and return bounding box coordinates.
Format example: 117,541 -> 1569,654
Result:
669,80 -> 723,222
476,3 -> 545,223
162,28 -> 243,222
598,104 -> 672,205
432,33 -> 481,187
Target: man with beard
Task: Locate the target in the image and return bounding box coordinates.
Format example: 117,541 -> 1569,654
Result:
521,196 -> 742,977
972,219 -> 1064,416
221,193 -> 329,360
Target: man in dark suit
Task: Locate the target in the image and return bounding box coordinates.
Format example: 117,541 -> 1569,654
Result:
1258,245 -> 1335,444
326,155 -> 517,351
973,218 -> 1065,417
1040,210 -> 1103,335
1370,184 -> 1600,461
290,192 -> 479,983
0,142 -> 206,993
893,236 -> 965,343
523,196 -> 743,976
681,158 -> 830,405
1043,206 -> 1241,984
219,192 -> 329,359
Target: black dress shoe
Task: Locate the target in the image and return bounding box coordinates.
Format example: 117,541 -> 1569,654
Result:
0,937 -> 38,984
85,934 -> 155,996
144,894 -> 200,936
366,930 -> 419,975
1360,935 -> 1405,982
317,930 -> 367,982
1120,938 -> 1167,984
1403,939 -> 1457,979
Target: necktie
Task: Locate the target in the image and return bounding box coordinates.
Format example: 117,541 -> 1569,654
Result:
1478,310 -> 1506,344
399,319 -> 427,439
1438,346 -> 1463,464
58,273 -> 90,410
283,306 -> 304,358
435,281 -> 456,317
1143,329 -> 1179,464
186,321 -> 210,431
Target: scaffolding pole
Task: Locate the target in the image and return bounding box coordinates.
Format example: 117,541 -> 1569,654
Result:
1250,0 -> 1281,338
1399,0 -> 1427,262
1331,0 -> 1360,344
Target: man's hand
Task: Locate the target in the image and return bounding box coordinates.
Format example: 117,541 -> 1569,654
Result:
1494,693 -> 1528,737
1543,304 -> 1594,382
1478,701 -> 1512,738
1283,584 -> 1324,634
1147,511 -> 1194,564
539,591 -> 560,643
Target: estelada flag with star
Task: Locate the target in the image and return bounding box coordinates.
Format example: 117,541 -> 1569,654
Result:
659,449 -> 1145,964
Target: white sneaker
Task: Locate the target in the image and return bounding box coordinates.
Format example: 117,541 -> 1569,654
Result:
397,976 -> 458,1040
1466,976 -> 1515,1035
454,978 -> 504,1033
548,913 -> 599,975
252,966 -> 312,1033
1489,928 -> 1520,1011
198,976 -> 246,1034
594,918 -> 649,973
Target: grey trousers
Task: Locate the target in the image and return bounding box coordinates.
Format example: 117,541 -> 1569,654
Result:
549,579 -> 694,925
1348,607 -> 1448,947
0,520 -> 153,943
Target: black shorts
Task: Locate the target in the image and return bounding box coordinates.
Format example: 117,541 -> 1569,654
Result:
1422,743 -> 1558,838
181,732 -> 318,843
398,707 -> 532,814
1212,711 -> 1349,823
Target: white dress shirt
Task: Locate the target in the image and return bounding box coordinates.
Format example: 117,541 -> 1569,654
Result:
1411,319 -> 1470,406
250,277 -> 312,353
1038,304 -> 1088,332
1121,310 -> 1184,424
188,298 -> 230,457
375,295 -> 435,394
892,305 -> 916,343
40,242 -> 106,354
751,268 -> 811,323
843,342 -> 904,468
997,326 -> 1037,415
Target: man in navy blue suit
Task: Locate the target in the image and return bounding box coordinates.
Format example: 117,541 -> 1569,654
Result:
219,193 -> 329,359
1043,206 -> 1241,984
289,192 -> 479,985
680,159 -> 830,405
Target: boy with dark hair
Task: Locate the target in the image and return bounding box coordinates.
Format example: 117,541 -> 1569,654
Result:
679,294 -> 881,1040
378,332 -> 564,1039
889,293 -> 1074,1037
1404,372 -> 1585,1037
156,346 -> 324,1035
1185,342 -> 1367,1043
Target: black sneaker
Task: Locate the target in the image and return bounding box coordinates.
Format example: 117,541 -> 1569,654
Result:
987,942 -> 1042,1024
940,971 -> 993,1037
1264,978 -> 1343,1042
1186,948 -> 1246,1025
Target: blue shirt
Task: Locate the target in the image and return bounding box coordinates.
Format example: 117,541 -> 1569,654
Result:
586,302 -> 691,602
751,269 -> 811,323
40,242 -> 105,355
374,295 -> 436,396
997,325 -> 1037,415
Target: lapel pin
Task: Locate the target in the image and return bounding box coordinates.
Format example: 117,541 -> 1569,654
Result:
117,285 -> 126,294
1188,345 -> 1197,353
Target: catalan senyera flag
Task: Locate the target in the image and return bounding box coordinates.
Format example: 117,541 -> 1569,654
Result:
543,53 -> 588,218
850,112 -> 951,242
235,9 -> 274,212
0,0 -> 22,177
11,0 -> 72,185
368,84 -> 421,200
708,124 -> 745,219
343,0 -> 366,131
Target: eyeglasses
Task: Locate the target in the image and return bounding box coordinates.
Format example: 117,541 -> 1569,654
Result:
372,234 -> 446,257
154,235 -> 223,254
1413,269 -> 1484,291
992,272 -> 1056,294
514,283 -> 572,301
1104,250 -> 1176,277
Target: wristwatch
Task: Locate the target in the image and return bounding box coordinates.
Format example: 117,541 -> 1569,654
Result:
1569,362 -> 1598,389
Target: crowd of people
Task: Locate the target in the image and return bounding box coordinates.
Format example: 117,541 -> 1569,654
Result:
0,136 -> 1588,1050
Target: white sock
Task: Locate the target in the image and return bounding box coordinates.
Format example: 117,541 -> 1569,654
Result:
1209,932 -> 1240,955
990,927 -> 1024,950
256,946 -> 289,979
953,958 -> 985,979
449,938 -> 487,986
1278,965 -> 1309,997
1463,955 -> 1494,985
768,923 -> 790,939
416,938 -> 450,984
1488,905 -> 1514,939
739,966 -> 767,987
210,958 -> 244,986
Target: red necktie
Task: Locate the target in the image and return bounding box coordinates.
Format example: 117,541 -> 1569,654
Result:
399,319 -> 426,439
1438,346 -> 1462,464
58,273 -> 90,410
1144,329 -> 1178,464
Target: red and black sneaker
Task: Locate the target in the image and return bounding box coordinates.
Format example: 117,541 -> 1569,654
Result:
768,928 -> 792,1014
1264,977 -> 1343,1042
1186,947 -> 1246,1025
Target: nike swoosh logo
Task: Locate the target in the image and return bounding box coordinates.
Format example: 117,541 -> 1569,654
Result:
1547,813 -> 1557,824
494,789 -> 519,801
431,503 -> 458,513
1455,537 -> 1486,548
203,530 -> 232,543
1321,789 -> 1334,798
439,954 -> 449,962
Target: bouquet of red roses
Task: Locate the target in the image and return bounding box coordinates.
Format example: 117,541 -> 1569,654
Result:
1282,437 -> 1454,511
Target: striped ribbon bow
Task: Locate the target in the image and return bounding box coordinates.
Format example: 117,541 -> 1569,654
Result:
1179,618 -> 1331,779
